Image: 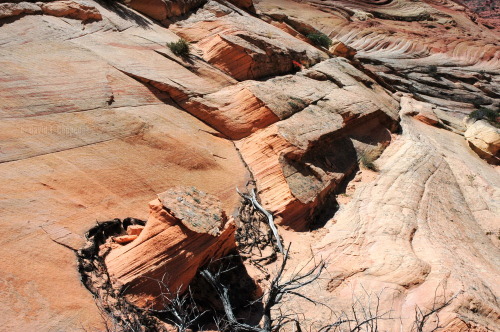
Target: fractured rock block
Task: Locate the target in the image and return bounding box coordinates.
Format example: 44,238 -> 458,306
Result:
41,1 -> 102,21
105,187 -> 236,308
126,225 -> 144,236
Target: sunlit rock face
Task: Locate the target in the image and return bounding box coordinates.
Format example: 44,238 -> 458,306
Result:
255,0 -> 499,126
0,0 -> 498,331
105,187 -> 237,308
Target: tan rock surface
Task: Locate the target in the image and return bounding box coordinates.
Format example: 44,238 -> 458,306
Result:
0,4 -> 248,331
328,38 -> 357,59
464,119 -> 500,164
0,2 -> 41,20
127,224 -> 145,236
171,1 -> 328,80
255,0 -> 500,115
114,234 -> 139,244
127,0 -> 205,23
309,97 -> 500,330
236,58 -> 399,229
41,1 -> 102,21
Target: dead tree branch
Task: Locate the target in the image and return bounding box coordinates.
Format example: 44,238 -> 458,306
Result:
202,243 -> 326,332
319,287 -> 393,332
143,273 -> 206,332
411,285 -> 462,332
237,187 -> 283,254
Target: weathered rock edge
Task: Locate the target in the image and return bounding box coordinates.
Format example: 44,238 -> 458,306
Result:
77,218 -> 169,331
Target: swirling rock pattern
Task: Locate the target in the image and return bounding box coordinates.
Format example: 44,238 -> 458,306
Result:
256,0 -> 500,121
0,0 -> 498,330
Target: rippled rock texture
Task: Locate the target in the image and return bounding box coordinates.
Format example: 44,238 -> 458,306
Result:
0,0 -> 498,331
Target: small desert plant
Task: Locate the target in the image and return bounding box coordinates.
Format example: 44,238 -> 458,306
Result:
359,152 -> 378,172
428,65 -> 439,78
167,38 -> 190,57
307,32 -> 332,49
468,107 -> 499,126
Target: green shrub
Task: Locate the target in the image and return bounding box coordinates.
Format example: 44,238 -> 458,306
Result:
359,152 -> 378,172
167,38 -> 190,57
468,107 -> 499,126
307,32 -> 332,49
428,65 -> 439,78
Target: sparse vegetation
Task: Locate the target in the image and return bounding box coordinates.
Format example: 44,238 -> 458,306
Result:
468,107 -> 499,127
307,32 -> 333,49
359,151 -> 378,172
167,38 -> 190,57
428,65 -> 439,78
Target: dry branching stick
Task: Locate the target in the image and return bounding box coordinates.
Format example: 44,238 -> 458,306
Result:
143,273 -> 206,332
201,243 -> 326,332
411,287 -> 462,332
237,187 -> 284,254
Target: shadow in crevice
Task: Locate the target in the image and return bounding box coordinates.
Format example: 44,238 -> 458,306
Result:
95,0 -> 153,28
177,252 -> 264,329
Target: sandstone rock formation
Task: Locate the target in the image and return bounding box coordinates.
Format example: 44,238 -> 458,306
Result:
126,0 -> 205,24
464,119 -> 500,164
310,97 -> 500,331
0,2 -> 41,20
255,0 -> 500,117
170,1 -> 328,80
0,0 -> 102,22
105,187 -> 236,308
0,0 -> 498,330
329,39 -> 357,59
41,1 -> 102,21
236,58 -> 400,229
0,3 -> 248,330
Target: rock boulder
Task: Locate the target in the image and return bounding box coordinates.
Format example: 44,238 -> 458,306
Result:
105,187 -> 236,308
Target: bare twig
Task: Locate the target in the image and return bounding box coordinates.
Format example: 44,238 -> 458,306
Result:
237,187 -> 283,254
202,243 -> 326,332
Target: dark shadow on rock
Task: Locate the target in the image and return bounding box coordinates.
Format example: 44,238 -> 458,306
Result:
95,0 -> 153,28
188,251 -> 263,328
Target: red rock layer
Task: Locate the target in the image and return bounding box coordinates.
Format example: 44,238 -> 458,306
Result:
170,1 -> 328,80
105,189 -> 236,308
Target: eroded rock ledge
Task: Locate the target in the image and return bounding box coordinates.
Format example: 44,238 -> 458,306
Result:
105,186 -> 236,308
0,1 -> 102,22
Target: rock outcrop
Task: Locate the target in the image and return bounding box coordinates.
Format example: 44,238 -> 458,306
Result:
170,1 -> 328,80
329,39 -> 357,59
40,1 -> 102,21
309,96 -> 500,331
255,0 -> 500,118
464,119 -> 500,164
0,2 -> 41,20
0,0 -> 102,22
105,187 -> 236,308
127,0 -> 206,24
236,58 -> 399,229
0,0 -> 498,330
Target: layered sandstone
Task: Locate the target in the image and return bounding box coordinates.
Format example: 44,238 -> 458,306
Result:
255,0 -> 500,118
170,1 -> 328,80
105,187 -> 236,308
236,58 -> 399,229
0,0 -> 498,330
0,3 -> 248,330
307,96 -> 500,331
0,0 -> 102,21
